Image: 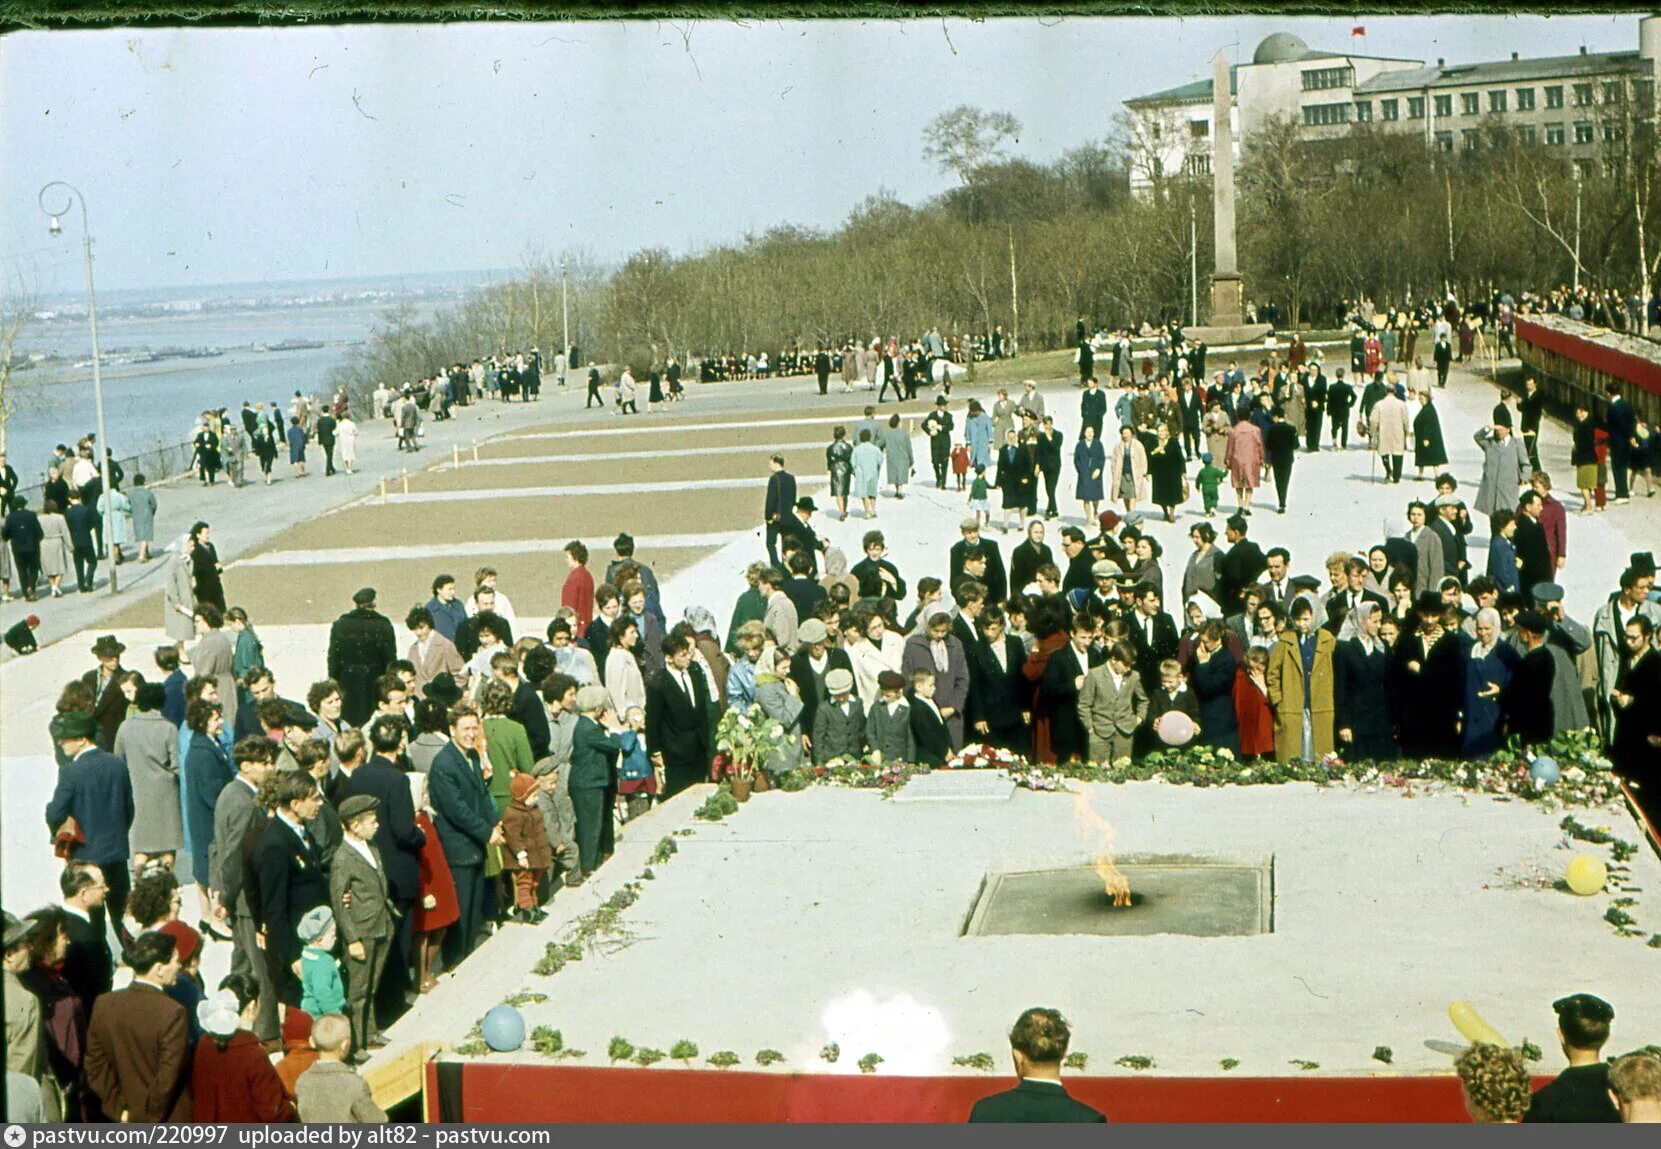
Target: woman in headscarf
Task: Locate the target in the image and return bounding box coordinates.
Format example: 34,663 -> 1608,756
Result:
1335,601 -> 1397,761
1147,423 -> 1187,523
682,607 -> 729,707
818,547 -> 860,604
1190,618 -> 1240,752
1461,606 -> 1518,758
753,648 -> 807,777
964,400 -> 993,472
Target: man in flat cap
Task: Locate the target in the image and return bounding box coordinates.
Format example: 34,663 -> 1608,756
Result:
950,518 -> 1006,604
1525,994 -> 1619,1122
327,588 -> 396,728
46,710 -> 135,939
1430,494 -> 1468,583
1527,582 -> 1592,733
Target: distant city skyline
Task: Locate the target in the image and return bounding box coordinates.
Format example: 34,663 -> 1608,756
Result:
0,13 -> 1643,294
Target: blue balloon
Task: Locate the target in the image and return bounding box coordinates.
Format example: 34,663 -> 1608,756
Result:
481,1004 -> 526,1052
1529,756 -> 1560,787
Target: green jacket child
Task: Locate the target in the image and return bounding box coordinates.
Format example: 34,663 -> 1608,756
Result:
297,904 -> 347,1017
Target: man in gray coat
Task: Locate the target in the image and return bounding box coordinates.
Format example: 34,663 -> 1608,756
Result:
210,737 -> 278,1041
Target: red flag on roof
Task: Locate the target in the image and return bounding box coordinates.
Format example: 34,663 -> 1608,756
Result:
1352,25 -> 1366,36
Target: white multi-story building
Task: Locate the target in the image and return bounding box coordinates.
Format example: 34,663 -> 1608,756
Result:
1123,18 -> 1660,193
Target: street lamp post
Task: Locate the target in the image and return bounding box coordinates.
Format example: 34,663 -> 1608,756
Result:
40,180 -> 116,594
1572,164 -> 1583,294
560,260 -> 570,388
1189,193 -> 1199,327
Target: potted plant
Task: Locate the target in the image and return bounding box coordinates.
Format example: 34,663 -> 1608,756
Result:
714,703 -> 791,803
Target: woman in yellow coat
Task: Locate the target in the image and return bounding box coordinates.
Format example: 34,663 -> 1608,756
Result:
1265,596 -> 1337,763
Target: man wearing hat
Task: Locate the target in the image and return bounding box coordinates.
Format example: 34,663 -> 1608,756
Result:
645,632 -> 714,798
1501,609 -> 1558,746
1525,994 -> 1620,1122
788,618 -> 854,747
811,667 -> 866,764
5,910 -> 61,1120
81,635 -> 133,751
330,794 -> 392,1056
778,498 -> 828,578
1079,560 -> 1127,626
922,396 -> 955,488
4,612 -> 40,655
327,589 -> 396,728
1429,494 -> 1468,583
1527,582 -> 1593,734
950,518 -> 1007,605
46,711 -> 135,938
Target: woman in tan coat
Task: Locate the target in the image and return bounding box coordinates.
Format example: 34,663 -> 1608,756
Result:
1108,425 -> 1148,517
1265,597 -> 1337,763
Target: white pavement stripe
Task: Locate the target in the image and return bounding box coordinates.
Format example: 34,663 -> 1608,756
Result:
502,414 -> 899,441
375,475 -> 828,504
453,441 -> 831,467
236,532 -> 757,568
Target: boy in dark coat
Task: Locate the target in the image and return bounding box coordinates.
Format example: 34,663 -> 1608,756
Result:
907,669 -> 952,767
864,671 -> 914,763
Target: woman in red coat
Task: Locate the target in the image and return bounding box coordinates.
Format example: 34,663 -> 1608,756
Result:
192,973 -> 294,1123
1233,647 -> 1276,759
410,774 -> 460,993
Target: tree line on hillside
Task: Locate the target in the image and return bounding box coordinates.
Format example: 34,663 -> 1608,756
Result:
330,103 -> 1660,408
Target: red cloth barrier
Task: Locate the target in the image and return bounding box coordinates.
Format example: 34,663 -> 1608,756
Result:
426,1061 -> 1557,1123
1515,317 -> 1661,399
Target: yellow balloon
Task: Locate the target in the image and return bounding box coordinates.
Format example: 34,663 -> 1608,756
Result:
1448,1001 -> 1509,1048
1565,854 -> 1608,896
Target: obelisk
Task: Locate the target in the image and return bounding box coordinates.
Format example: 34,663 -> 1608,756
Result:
1209,48 -> 1244,329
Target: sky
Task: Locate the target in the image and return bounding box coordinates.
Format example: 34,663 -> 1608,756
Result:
0,13 -> 1645,295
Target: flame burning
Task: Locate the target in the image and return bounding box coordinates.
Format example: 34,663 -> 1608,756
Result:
1072,790 -> 1132,907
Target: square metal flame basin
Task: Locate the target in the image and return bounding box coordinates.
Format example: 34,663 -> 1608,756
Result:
963,856 -> 1275,938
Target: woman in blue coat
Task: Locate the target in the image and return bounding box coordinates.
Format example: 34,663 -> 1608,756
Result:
1461,607 -> 1518,758
1189,622 -> 1240,753
1073,425 -> 1106,521
183,699 -> 233,889
1335,603 -> 1398,761
964,400 -> 994,471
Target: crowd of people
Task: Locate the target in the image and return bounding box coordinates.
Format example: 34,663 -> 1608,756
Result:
5,314 -> 1660,1125
693,325 -> 1016,387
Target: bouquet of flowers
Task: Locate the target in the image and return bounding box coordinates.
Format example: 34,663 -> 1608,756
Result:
714,704 -> 792,783
1007,766 -> 1064,792
953,743 -> 1026,770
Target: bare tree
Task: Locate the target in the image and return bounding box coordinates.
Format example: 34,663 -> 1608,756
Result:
922,105 -> 1023,188
0,277 -> 41,455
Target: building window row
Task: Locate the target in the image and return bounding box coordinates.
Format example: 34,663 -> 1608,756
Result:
1302,101 -> 1351,126
1302,66 -> 1355,91
1414,77 -> 1648,120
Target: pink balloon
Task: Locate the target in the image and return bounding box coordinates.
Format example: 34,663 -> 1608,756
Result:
1156,710 -> 1196,746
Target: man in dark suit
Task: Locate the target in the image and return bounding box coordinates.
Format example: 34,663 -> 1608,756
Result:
346,719 -> 425,1025
763,455 -> 797,568
255,771 -> 329,1009
327,588 -> 397,728
1035,417 -> 1065,520
968,1007 -> 1106,1123
64,488 -> 99,592
47,710 -> 135,937
1038,618 -> 1097,763
80,634 -> 133,751
1502,609 -> 1557,747
813,348 -> 832,396
58,861 -> 115,1011
777,498 -> 827,578
1323,560 -> 1389,637
1216,515 -> 1267,615
967,606 -> 1029,751
1430,494 -> 1469,582
1127,584 -> 1181,690
83,930 -> 192,1123
646,634 -> 714,796
2,492 -> 44,599
210,737 -> 278,1040
427,709 -> 502,966
949,519 -> 1007,604
782,550 -> 828,618
1079,377 -> 1107,442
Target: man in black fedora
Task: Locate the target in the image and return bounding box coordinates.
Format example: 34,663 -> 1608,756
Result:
327,588 -> 396,728
779,497 -> 827,578
923,395 -> 954,488
81,635 -> 133,751
968,1007 -> 1106,1123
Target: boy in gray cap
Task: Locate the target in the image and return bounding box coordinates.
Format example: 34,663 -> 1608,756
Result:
330,794 -> 391,1057
811,668 -> 865,765
297,906 -> 346,1024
